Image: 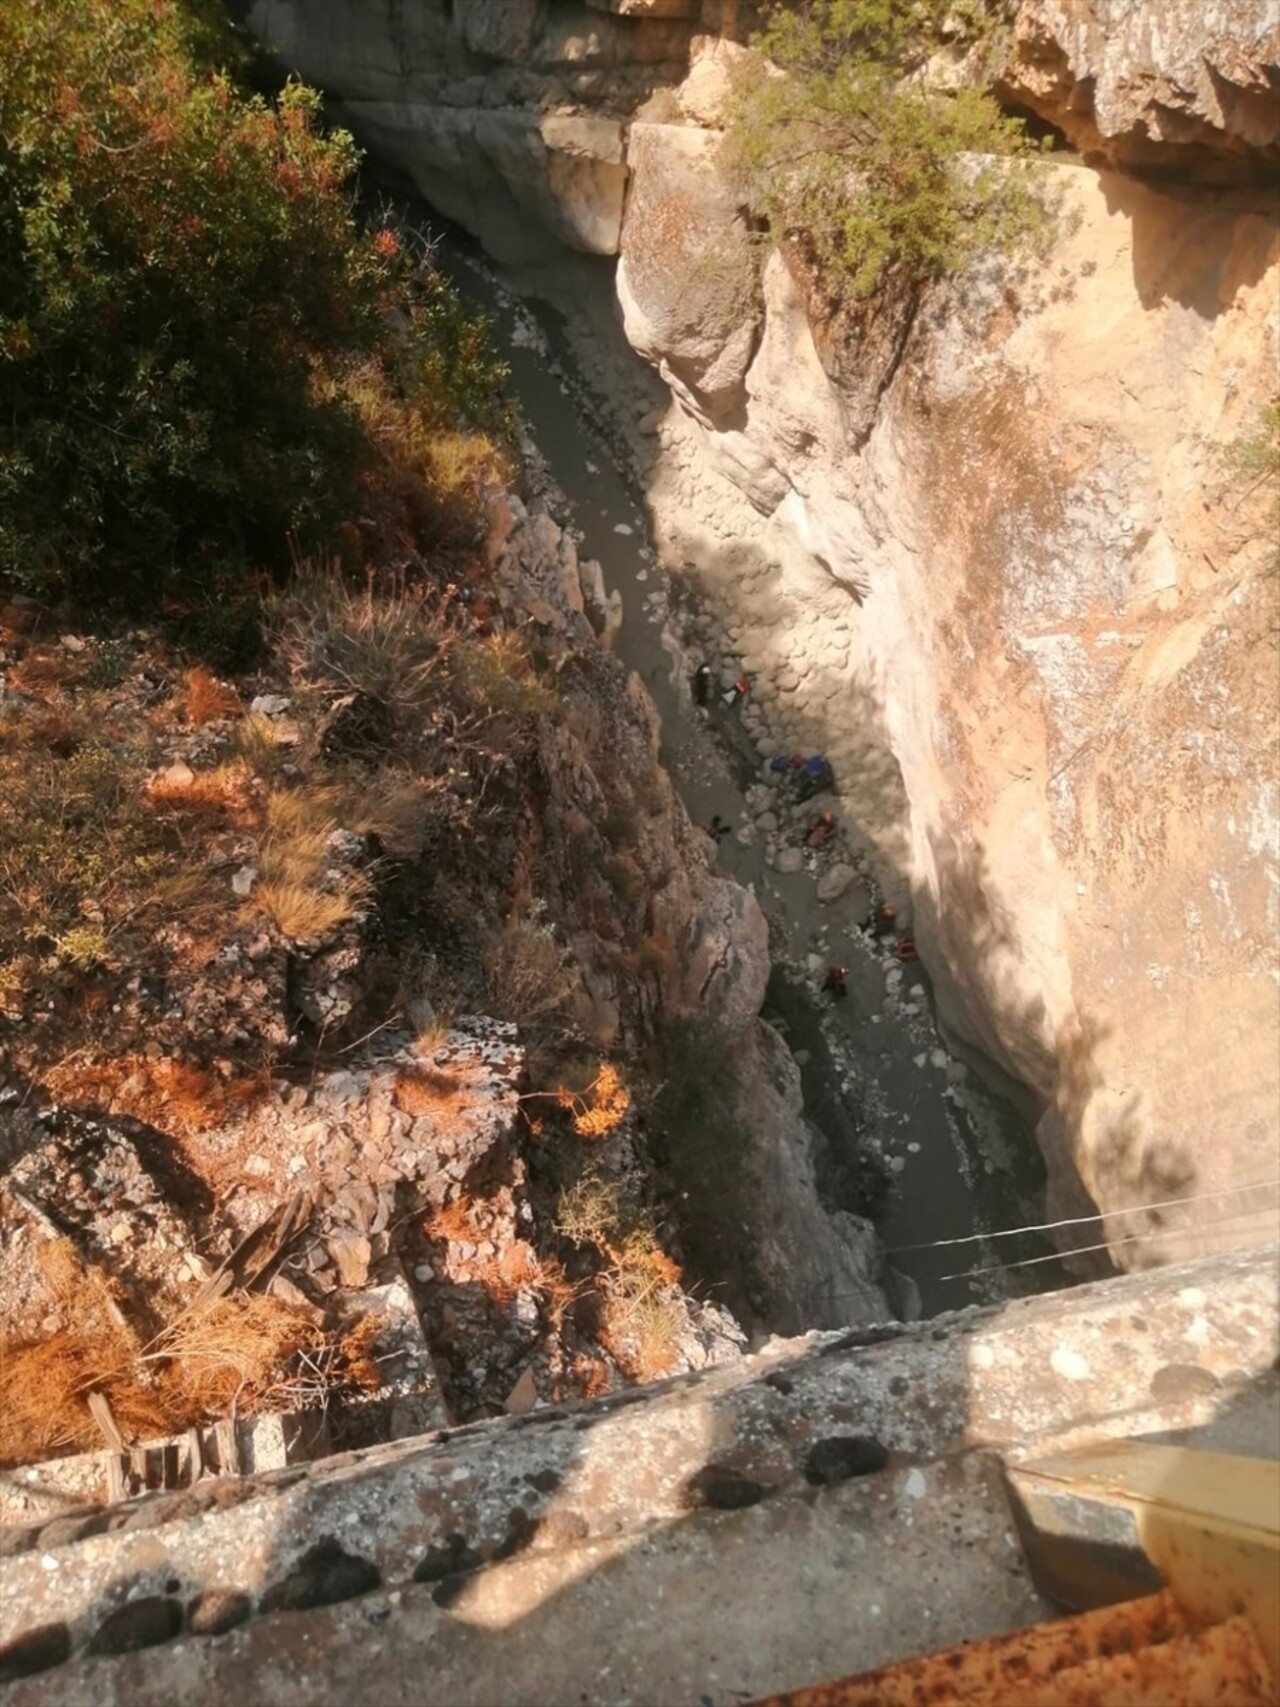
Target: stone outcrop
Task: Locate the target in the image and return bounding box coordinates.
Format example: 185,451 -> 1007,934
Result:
616,122 -> 760,426
490,488 -> 891,1325
1001,0 -> 1280,182
730,1020 -> 888,1332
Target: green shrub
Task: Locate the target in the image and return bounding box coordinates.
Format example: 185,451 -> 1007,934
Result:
0,0 -> 511,604
728,0 -> 1051,303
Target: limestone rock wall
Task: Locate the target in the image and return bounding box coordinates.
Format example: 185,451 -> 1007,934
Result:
620,138 -> 1280,1270
1001,0 -> 1280,182
240,0 -> 710,265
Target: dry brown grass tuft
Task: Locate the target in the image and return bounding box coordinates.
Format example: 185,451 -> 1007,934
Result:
337,1314 -> 386,1393
423,1197 -> 481,1245
180,666 -> 243,725
229,711 -> 292,780
393,1064 -> 466,1117
455,630 -> 557,719
552,1168 -> 683,1380
0,1241 -> 336,1470
260,787 -> 341,877
40,1055 -> 273,1136
5,648 -> 85,703
145,761 -> 258,826
273,568 -> 457,723
253,880 -> 358,942
568,1353 -> 612,1400
250,787 -> 368,941
482,916 -> 576,1032
151,1291 -> 324,1417
603,1285 -> 684,1383
0,1242 -> 165,1467
413,1010 -> 456,1055
527,1253 -> 580,1328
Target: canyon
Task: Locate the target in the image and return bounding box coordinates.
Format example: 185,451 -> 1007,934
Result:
0,8 -> 1277,1696
241,0 -> 1280,1273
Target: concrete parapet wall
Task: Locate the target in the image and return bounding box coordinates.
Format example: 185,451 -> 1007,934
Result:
1,1246 -> 1274,1695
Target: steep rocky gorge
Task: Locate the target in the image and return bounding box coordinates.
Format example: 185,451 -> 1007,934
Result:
0,470 -> 890,1504
242,0 -> 1280,1274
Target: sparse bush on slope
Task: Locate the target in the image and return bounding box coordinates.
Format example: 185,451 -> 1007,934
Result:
728,0 -> 1052,304
1224,397 -> 1280,572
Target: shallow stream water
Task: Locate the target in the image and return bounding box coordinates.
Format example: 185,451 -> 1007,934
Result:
422,216 -> 1073,1319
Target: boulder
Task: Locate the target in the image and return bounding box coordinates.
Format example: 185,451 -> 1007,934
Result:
617,123 -> 761,425
677,36 -> 751,127
816,863 -> 857,904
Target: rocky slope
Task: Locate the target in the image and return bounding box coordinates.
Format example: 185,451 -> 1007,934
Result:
242,0 -> 1280,1273
1,458 -> 891,1491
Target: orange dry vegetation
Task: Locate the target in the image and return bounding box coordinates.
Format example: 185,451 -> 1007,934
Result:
4,649 -> 86,702
567,1354 -> 611,1400
393,1064 -> 469,1118
423,1204 -> 578,1324
555,1062 -> 630,1140
424,1196 -> 482,1244
40,1055 -> 272,1136
144,761 -> 260,828
0,1241 -> 328,1470
180,666 -> 244,726
337,1314 -> 386,1393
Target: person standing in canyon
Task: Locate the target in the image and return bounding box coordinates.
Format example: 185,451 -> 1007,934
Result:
692,662 -> 712,707
861,902 -> 897,940
806,811 -> 836,847
795,755 -> 835,802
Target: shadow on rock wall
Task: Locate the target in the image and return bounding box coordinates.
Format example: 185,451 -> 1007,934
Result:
1098,171 -> 1279,313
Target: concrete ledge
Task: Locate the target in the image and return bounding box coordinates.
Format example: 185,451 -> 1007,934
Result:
1,1248 -> 1274,1695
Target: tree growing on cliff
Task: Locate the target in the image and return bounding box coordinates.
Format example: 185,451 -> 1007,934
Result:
0,0 -> 509,604
728,0 -> 1051,303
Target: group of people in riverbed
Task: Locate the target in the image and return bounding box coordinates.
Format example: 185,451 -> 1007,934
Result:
691,658 -> 916,999
823,904 -> 917,1001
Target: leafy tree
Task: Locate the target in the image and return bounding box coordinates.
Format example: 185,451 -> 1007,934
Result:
0,0 -> 508,603
729,0 -> 1050,304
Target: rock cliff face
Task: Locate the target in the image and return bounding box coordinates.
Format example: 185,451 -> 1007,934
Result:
238,0 -> 735,265
243,0 -> 1280,1269
458,486 -> 894,1327
999,0 -> 1280,182
618,144 -> 1280,1271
